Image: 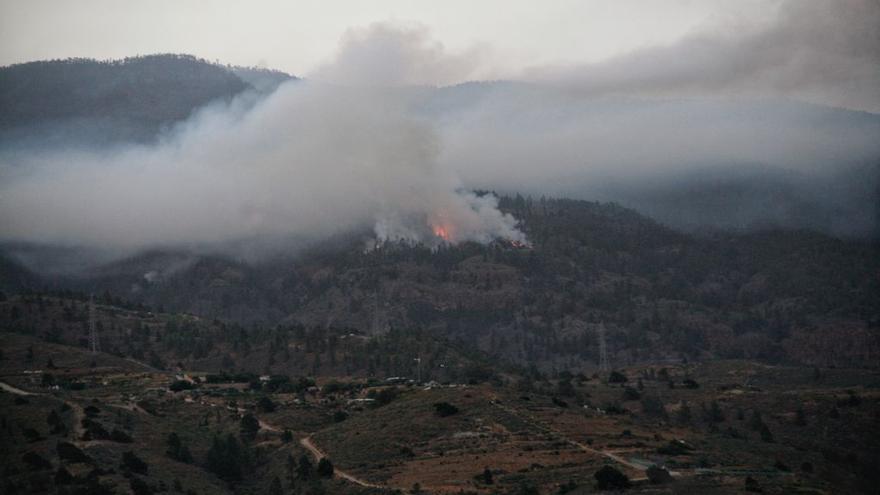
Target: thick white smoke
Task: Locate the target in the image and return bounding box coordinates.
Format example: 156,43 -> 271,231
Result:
2,1 -> 879,257
0,34 -> 524,254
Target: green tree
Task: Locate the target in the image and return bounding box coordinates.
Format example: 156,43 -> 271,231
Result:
297,454 -> 313,480
206,434 -> 248,482
269,476 -> 283,495
317,458 -> 334,478
240,413 -> 260,440
594,465 -> 630,490
676,401 -> 692,425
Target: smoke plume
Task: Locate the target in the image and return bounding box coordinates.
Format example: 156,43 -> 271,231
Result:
2,1 -> 879,264
0,35 -> 524,255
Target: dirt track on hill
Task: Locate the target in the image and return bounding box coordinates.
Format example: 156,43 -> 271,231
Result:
0,380 -> 35,395
300,436 -> 383,489
489,396 -> 653,480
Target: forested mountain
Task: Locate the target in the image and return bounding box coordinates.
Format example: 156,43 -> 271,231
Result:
0,54 -> 292,146
5,196 -> 877,371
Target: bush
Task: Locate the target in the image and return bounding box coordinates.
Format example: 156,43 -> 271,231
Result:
594,465 -> 631,490
641,395 -> 667,418
657,440 -> 692,456
206,434 -> 249,482
608,371 -> 628,383
257,396 -> 276,413
646,466 -> 673,484
22,451 -> 52,470
129,476 -> 154,495
434,402 -> 460,417
57,441 -> 92,463
166,432 -> 194,463
317,458 -> 334,478
296,454 -> 312,480
240,413 -> 260,440
367,387 -> 400,406
55,466 -> 73,485
482,467 -> 493,485
622,387 -> 641,401
121,451 -> 148,475
169,380 -> 194,392
110,428 -> 133,443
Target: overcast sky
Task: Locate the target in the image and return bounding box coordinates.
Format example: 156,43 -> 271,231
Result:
1,0 -> 770,76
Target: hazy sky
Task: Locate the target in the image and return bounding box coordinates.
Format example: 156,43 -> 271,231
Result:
0,0 -> 769,76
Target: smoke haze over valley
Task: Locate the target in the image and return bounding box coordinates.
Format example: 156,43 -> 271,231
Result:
1,0 -> 879,264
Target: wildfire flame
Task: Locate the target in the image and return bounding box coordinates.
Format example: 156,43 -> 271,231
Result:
429,211 -> 454,242
432,224 -> 451,241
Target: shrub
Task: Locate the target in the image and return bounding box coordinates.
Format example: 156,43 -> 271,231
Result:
641,395 -> 667,418
22,451 -> 52,470
121,451 -> 148,475
296,454 -> 312,480
482,467 -> 493,484
240,413 -> 260,440
657,440 -> 692,456
317,458 -> 334,478
55,466 -> 73,485
110,428 -> 133,443
646,466 -> 673,484
129,476 -> 154,495
434,402 -> 460,417
622,387 -> 641,401
608,371 -> 628,383
57,441 -> 92,463
257,396 -> 276,413
169,380 -> 194,392
594,465 -> 630,490
206,434 -> 249,482
166,433 -> 194,463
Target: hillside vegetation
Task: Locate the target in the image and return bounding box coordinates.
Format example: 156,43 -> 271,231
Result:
4,196 -> 877,371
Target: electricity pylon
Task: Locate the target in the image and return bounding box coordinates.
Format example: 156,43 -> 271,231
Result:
88,294 -> 101,354
597,322 -> 609,373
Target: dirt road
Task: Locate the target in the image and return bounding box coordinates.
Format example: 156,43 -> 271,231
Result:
489,397 -> 652,479
299,436 -> 383,489
0,380 -> 35,396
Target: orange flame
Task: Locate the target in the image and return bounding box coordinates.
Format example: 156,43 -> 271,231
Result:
432,224 -> 451,241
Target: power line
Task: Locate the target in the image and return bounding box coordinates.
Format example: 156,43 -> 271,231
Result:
597,322 -> 609,373
88,294 -> 101,354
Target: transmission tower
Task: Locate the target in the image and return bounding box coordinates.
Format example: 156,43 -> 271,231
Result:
597,322 -> 609,373
88,294 -> 101,354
